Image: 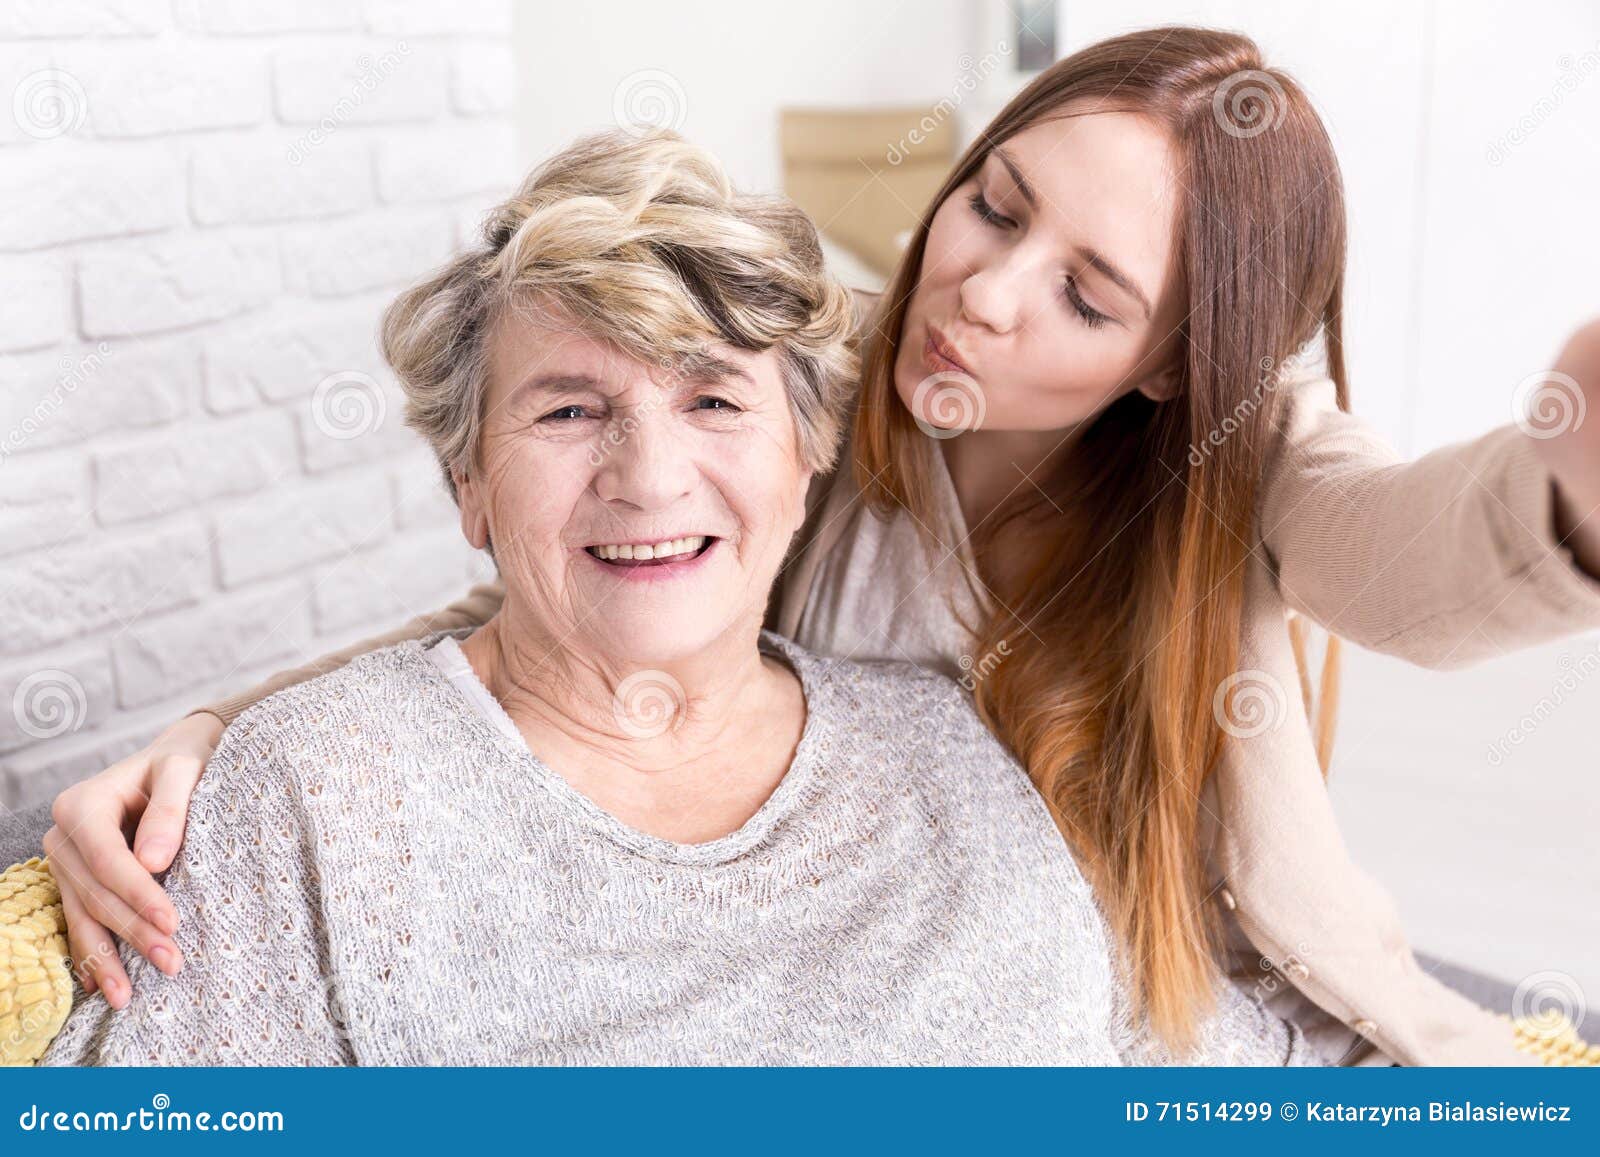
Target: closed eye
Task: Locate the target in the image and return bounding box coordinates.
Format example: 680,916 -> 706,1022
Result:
1063,277 -> 1111,330
968,190 -> 1015,230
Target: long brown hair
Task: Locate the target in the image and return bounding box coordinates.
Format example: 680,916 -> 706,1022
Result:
854,26 -> 1349,1051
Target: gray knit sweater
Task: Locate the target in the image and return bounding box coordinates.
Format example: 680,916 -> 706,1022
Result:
42,631 -> 1323,1066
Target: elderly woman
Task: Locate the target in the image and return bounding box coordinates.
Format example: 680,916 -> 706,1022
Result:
38,131 -> 1319,1066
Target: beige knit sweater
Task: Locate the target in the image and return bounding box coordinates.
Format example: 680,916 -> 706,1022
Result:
44,632 -> 1324,1066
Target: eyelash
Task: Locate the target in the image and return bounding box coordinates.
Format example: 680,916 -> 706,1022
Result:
539,396 -> 741,422
966,190 -> 1112,331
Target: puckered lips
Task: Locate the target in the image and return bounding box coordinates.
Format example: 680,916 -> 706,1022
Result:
924,323 -> 977,379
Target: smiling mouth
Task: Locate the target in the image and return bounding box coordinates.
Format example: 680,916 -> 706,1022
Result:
583,535 -> 717,567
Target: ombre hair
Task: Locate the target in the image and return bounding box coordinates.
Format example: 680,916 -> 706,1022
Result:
853,27 -> 1348,1052
381,128 -> 859,496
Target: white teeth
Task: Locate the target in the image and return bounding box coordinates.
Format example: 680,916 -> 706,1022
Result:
589,536 -> 707,562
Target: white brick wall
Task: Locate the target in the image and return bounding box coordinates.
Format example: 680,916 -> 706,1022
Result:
0,0 -> 513,810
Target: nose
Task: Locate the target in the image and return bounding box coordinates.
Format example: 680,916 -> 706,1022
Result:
958,256 -> 1025,335
592,411 -> 697,511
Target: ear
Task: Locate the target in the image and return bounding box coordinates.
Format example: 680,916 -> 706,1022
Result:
792,466 -> 815,535
1134,366 -> 1182,403
453,465 -> 491,551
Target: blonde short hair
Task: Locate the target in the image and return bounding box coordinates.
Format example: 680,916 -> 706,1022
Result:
381,129 -> 860,496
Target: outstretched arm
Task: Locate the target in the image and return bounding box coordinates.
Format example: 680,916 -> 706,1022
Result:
1259,323 -> 1600,668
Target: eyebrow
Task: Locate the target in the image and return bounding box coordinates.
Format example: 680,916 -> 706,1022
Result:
1078,247 -> 1152,321
990,147 -> 1154,322
513,359 -> 756,398
513,372 -> 604,398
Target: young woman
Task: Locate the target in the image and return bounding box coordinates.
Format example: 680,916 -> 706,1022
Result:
41,26 -> 1600,1064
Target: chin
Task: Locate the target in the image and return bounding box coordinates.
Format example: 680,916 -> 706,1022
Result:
889,351 -> 921,413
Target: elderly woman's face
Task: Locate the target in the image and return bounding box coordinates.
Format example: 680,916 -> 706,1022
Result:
454,307 -> 812,666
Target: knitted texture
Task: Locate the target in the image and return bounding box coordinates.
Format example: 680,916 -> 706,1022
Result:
1506,1012 -> 1600,1066
41,633 -> 1322,1067
0,857 -> 71,1065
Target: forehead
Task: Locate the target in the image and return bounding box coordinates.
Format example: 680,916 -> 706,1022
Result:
990,108 -> 1181,289
485,302 -> 781,402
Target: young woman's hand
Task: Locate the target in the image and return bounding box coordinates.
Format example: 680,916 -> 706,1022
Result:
1530,318 -> 1600,579
41,711 -> 224,1008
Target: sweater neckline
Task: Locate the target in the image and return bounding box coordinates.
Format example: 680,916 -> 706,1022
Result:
415,629 -> 828,867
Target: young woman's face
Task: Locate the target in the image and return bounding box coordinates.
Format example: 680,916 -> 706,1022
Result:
894,108 -> 1189,434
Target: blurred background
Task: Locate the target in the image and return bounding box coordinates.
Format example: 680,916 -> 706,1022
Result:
1,1 -> 1596,1000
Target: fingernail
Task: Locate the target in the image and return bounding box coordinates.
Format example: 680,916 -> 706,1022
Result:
139,841 -> 171,869
147,905 -> 177,935
149,945 -> 175,975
